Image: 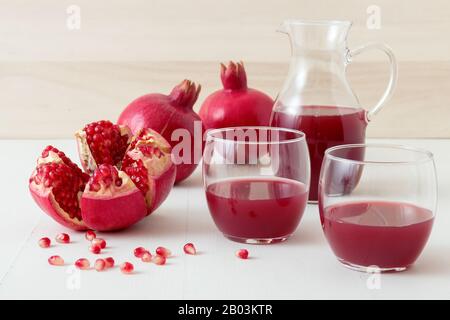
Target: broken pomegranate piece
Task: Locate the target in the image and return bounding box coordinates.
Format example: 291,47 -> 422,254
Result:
75,120 -> 132,174
81,164 -> 147,231
30,121 -> 176,231
122,128 -> 176,214
29,147 -> 88,231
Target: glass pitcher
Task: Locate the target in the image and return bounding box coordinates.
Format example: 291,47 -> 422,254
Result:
270,19 -> 398,202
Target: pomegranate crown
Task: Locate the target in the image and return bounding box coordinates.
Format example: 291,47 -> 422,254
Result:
169,79 -> 201,109
220,61 -> 247,90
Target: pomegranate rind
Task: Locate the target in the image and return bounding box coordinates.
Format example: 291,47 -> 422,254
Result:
75,130 -> 98,174
81,170 -> 147,231
81,189 -> 147,231
123,128 -> 176,214
29,149 -> 88,231
29,182 -> 87,231
149,164 -> 176,213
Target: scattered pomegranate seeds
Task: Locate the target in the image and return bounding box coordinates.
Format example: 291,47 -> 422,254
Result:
155,246 -> 171,258
89,244 -> 102,254
134,246 -> 147,258
104,257 -> 115,268
183,243 -> 196,255
55,233 -> 70,244
95,259 -> 106,272
120,262 -> 134,274
75,258 -> 90,270
92,238 -> 106,249
85,230 -> 96,241
38,237 -> 51,248
141,252 -> 152,262
48,255 -> 64,266
236,249 -> 249,259
152,255 -> 166,266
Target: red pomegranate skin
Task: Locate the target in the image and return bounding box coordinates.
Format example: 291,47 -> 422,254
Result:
118,80 -> 204,184
199,61 -> 274,130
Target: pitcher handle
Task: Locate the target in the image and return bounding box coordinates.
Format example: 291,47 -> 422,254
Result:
348,43 -> 398,121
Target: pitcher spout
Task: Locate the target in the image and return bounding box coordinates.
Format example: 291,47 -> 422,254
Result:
279,19 -> 352,53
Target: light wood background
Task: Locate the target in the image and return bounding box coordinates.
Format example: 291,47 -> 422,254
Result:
1,0 -> 449,139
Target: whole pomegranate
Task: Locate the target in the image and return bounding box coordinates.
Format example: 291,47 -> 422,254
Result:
118,80 -> 204,184
29,121 -> 176,231
199,61 -> 274,130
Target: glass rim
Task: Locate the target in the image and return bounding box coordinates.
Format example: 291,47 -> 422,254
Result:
205,126 -> 306,145
325,143 -> 435,165
283,19 -> 352,27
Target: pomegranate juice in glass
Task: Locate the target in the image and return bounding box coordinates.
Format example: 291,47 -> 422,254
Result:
203,127 -> 310,244
319,144 -> 437,272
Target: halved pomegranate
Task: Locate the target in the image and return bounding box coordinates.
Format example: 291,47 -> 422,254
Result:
29,121 -> 176,231
81,164 -> 147,231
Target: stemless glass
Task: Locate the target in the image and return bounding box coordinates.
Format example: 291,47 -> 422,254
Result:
203,127 -> 310,244
319,144 -> 437,272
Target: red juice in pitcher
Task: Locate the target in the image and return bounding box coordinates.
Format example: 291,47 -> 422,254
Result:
205,177 -> 308,242
271,105 -> 367,201
321,201 -> 434,269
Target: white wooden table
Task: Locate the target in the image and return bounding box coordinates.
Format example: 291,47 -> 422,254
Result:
1,139 -> 449,299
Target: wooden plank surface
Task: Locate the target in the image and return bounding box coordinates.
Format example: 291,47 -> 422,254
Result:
0,0 -> 449,138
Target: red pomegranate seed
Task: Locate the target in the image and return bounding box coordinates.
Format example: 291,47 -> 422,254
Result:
92,238 -> 106,249
85,230 -> 96,241
95,259 -> 106,272
134,247 -> 147,258
75,258 -> 90,270
236,249 -> 249,259
155,246 -> 171,258
141,252 -> 152,262
48,255 -> 64,266
152,255 -> 166,266
120,262 -> 134,274
89,244 -> 102,254
183,243 -> 196,255
104,257 -> 115,268
38,237 -> 51,248
55,233 -> 70,244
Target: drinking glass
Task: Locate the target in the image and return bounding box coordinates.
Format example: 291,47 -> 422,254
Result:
203,127 -> 310,244
319,144 -> 437,272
